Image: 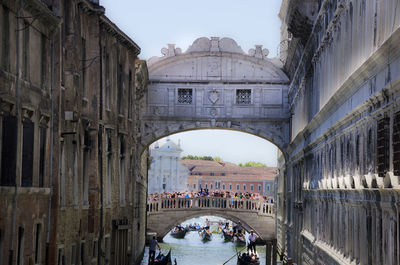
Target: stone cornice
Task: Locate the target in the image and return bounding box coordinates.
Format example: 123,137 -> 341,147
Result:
23,0 -> 61,33
100,15 -> 140,55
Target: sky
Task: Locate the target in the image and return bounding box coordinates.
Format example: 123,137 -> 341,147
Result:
100,0 -> 282,166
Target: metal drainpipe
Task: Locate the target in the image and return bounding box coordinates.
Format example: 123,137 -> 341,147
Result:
97,19 -> 104,265
45,24 -> 57,265
9,1 -> 23,264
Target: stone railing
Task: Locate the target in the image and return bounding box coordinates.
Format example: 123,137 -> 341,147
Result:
147,197 -> 274,216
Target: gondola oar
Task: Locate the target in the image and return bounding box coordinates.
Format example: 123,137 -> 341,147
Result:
221,246 -> 247,265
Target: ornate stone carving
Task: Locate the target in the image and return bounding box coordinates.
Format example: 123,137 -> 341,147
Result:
208,90 -> 220,104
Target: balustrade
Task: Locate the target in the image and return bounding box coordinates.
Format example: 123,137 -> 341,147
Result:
146,197 -> 274,216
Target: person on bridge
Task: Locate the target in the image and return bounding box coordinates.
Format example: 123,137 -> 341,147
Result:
149,236 -> 161,263
247,230 -> 258,254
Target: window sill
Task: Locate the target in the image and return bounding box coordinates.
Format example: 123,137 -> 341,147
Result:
0,186 -> 50,195
105,108 -> 111,113
82,204 -> 90,210
82,97 -> 89,106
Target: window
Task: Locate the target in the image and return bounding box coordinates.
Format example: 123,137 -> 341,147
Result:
72,142 -> 78,205
41,34 -> 47,88
210,184 -> 213,190
71,244 -> 77,265
17,227 -> 24,265
21,121 -> 34,187
105,50 -> 110,109
222,184 -> 225,190
178,88 -> 192,104
210,172 -> 214,176
80,242 -> 86,265
258,184 -> 261,191
243,184 -> 246,191
106,133 -> 112,205
199,184 -> 202,189
229,183 -> 232,190
117,63 -> 123,114
250,184 -> 254,191
57,247 -> 64,265
34,224 -> 42,264
1,116 -> 17,186
393,112 -> 400,177
221,173 -> 225,176
0,229 -> 3,264
128,70 -> 132,119
81,37 -> 86,97
119,136 -> 126,204
193,184 -> 196,189
236,89 -> 251,104
22,20 -> 29,80
2,6 -> 10,70
92,240 -> 98,259
39,127 -> 47,187
377,117 -> 390,177
205,183 -> 208,189
267,184 -> 270,191
60,142 -> 66,207
83,130 -> 90,205
236,184 -> 240,190
104,236 -> 110,265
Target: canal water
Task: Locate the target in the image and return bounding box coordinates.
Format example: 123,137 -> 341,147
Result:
141,216 -> 269,265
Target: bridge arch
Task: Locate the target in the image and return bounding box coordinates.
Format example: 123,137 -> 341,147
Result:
147,197 -> 275,241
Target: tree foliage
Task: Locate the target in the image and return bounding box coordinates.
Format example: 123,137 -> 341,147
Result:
238,161 -> 267,167
181,155 -> 222,161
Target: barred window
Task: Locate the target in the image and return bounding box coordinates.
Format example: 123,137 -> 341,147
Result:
236,89 -> 251,104
178,88 -> 193,104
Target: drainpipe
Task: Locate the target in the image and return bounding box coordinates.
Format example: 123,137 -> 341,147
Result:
9,1 -> 23,264
97,19 -> 104,265
45,24 -> 57,265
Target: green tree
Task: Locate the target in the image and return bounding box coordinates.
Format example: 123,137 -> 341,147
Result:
238,161 -> 267,167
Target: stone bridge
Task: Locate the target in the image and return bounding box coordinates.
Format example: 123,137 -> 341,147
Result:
139,37 -> 290,156
147,197 -> 275,241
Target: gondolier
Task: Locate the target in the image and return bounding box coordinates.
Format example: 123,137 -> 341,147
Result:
247,230 -> 257,253
149,236 -> 161,263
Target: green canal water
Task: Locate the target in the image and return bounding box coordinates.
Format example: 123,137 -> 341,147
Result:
141,216 -> 269,265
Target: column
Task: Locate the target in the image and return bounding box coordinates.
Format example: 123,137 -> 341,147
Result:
272,239 -> 277,265
265,241 -> 272,265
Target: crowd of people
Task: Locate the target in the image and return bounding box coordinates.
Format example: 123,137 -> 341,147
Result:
148,188 -> 272,202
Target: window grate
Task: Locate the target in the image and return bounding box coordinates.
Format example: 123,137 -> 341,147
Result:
178,88 -> 193,104
236,89 -> 251,104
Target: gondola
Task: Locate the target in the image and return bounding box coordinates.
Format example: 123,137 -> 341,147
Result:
170,228 -> 187,239
199,229 -> 212,241
233,234 -> 246,246
222,229 -> 233,242
152,250 -> 172,265
237,252 -> 260,265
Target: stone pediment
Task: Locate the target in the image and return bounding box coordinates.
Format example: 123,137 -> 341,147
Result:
148,37 -> 288,83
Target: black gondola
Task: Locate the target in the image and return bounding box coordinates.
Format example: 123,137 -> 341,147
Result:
237,252 -> 260,265
170,228 -> 187,239
222,229 -> 233,242
152,250 -> 172,265
233,234 -> 246,246
199,229 -> 212,241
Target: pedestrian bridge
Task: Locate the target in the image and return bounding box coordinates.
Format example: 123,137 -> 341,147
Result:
147,197 -> 275,241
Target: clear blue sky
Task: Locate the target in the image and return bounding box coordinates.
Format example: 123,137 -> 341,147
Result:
100,0 -> 282,166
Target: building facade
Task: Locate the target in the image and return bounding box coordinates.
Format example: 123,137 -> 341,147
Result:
148,139 -> 188,194
183,159 -> 276,197
0,1 -> 148,265
278,0 -> 400,264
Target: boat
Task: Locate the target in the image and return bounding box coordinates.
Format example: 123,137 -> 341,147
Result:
152,250 -> 172,265
170,227 -> 187,239
199,229 -> 212,241
237,252 -> 260,265
233,234 -> 246,246
222,229 -> 234,242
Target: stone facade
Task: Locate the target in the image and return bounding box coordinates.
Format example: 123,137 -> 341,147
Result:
148,139 -> 188,194
278,0 -> 400,264
142,37 -> 291,153
0,1 -> 148,265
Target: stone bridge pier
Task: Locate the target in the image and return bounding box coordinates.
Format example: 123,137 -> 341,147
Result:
147,197 -> 275,241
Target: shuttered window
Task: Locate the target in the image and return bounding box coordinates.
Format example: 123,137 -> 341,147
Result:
1,116 -> 17,186
21,121 -> 34,187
